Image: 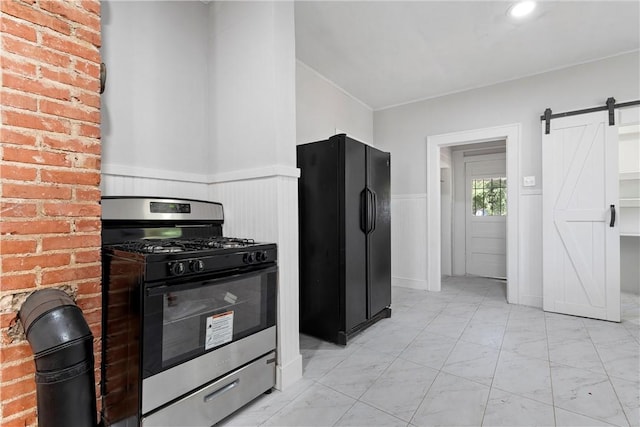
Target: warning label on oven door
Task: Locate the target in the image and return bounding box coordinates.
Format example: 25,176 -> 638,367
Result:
205,311 -> 234,350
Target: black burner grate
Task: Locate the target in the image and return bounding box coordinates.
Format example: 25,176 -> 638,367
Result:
113,237 -> 258,254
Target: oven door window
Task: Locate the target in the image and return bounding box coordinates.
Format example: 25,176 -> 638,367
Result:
143,266 -> 276,377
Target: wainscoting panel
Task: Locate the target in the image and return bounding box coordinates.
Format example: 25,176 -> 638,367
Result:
391,194 -> 428,290
518,192 -> 543,307
208,175 -> 302,390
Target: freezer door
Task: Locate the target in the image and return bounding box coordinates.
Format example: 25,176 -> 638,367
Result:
366,146 -> 392,317
342,137 -> 368,331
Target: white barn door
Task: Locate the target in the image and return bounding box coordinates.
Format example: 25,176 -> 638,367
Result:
542,111 -> 620,322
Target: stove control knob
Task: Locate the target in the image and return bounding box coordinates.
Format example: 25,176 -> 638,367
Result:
243,253 -> 255,264
190,259 -> 205,272
257,251 -> 268,262
170,261 -> 186,276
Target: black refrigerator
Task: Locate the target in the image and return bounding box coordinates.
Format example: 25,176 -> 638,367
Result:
297,134 -> 391,345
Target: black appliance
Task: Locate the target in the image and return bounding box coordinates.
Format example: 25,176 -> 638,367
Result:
100,197 -> 277,427
297,134 -> 391,345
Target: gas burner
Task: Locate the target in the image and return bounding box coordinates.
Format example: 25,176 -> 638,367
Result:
145,245 -> 185,254
189,237 -> 256,250
118,240 -> 189,254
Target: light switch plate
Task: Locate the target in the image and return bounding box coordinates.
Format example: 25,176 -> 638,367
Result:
523,176 -> 536,187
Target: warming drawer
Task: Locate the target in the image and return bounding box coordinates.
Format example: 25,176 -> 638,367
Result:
141,351 -> 276,427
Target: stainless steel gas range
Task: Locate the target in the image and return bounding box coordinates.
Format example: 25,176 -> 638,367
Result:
100,197 -> 277,427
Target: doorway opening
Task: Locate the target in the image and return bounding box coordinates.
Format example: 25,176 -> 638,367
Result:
450,142 -> 507,280
427,124 -> 520,304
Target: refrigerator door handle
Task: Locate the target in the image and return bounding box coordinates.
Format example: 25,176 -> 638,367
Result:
360,189 -> 368,233
371,191 -> 377,233
367,188 -> 374,234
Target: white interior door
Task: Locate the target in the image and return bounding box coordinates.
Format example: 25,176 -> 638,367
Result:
542,110 -> 620,322
465,157 -> 507,278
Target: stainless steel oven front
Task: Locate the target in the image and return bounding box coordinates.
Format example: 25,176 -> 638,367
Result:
140,265 -> 277,414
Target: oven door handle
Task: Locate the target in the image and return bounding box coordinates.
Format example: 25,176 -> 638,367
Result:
146,265 -> 278,296
203,379 -> 239,403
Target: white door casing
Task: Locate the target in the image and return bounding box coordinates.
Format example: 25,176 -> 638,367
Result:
542,110 -> 620,322
465,156 -> 507,278
426,123 -> 520,304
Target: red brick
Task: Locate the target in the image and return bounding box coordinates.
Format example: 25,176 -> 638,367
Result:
0,54 -> 37,77
40,99 -> 100,123
43,202 -> 100,217
42,135 -> 101,155
42,234 -> 101,251
0,314 -> 15,329
74,219 -> 101,232
75,250 -> 101,264
2,110 -> 70,134
40,1 -> 101,32
0,378 -> 36,402
0,219 -> 71,235
0,0 -> 70,35
2,73 -> 71,101
75,26 -> 101,47
3,393 -> 36,417
76,294 -> 101,311
1,37 -> 71,68
0,202 -> 38,218
41,169 -> 100,185
2,183 -> 72,200
80,0 -> 101,16
0,128 -> 37,146
75,187 -> 102,203
2,253 -> 71,272
0,273 -> 37,291
0,15 -> 37,42
41,33 -> 100,63
2,146 -> 71,167
78,123 -> 99,138
76,90 -> 101,109
73,154 -> 101,170
0,240 -> 37,255
88,322 -> 100,338
82,307 -> 102,325
40,66 -> 98,92
41,264 -> 101,285
0,343 -> 32,364
0,164 -> 38,181
0,358 -> 35,382
0,408 -> 37,427
0,90 -> 38,111
77,280 -> 101,294
75,58 -> 100,79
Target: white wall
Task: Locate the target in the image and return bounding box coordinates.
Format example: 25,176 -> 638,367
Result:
296,61 -> 374,145
376,52 -> 640,306
100,1 -> 210,177
208,2 -> 296,174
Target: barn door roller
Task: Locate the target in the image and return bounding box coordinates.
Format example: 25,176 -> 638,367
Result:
541,97 -> 640,134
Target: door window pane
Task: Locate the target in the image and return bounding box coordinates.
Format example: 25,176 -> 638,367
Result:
471,177 -> 507,216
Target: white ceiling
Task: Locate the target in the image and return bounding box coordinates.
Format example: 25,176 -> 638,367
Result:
294,1 -> 640,110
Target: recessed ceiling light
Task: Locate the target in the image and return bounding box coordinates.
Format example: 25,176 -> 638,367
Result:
509,1 -> 536,18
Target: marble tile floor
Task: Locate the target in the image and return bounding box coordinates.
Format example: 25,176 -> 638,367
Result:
220,276 -> 640,427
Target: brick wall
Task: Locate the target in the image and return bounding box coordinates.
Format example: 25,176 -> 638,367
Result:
0,1 -> 102,425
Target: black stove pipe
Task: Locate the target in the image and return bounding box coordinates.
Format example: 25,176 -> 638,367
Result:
19,289 -> 97,427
